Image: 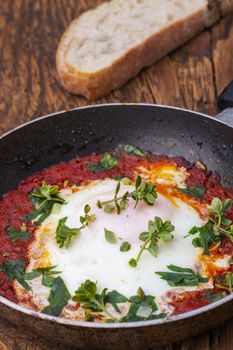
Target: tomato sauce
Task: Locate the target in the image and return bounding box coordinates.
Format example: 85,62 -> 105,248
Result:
0,150 -> 233,314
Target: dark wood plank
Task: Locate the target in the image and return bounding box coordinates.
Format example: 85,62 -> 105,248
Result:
0,1 -> 233,349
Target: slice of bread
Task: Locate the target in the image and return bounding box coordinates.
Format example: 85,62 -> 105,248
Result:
56,0 -> 233,100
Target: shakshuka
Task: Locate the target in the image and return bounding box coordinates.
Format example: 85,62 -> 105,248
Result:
0,144 -> 233,322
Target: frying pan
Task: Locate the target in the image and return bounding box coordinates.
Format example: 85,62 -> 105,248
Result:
0,81 -> 233,349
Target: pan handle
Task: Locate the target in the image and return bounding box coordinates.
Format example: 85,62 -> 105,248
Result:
216,80 -> 233,127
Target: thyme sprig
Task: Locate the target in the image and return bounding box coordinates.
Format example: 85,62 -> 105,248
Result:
129,217 -> 175,267
72,280 -> 119,321
56,204 -> 95,248
97,175 -> 157,214
187,198 -> 233,255
72,280 -> 164,322
209,198 -> 233,239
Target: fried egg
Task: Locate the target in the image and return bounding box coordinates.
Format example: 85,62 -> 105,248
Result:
15,167 -> 213,319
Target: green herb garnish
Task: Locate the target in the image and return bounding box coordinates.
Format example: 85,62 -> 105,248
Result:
188,221 -> 221,255
86,154 -> 118,172
205,291 -> 223,303
105,290 -> 128,313
6,227 -> 29,243
226,272 -> 233,292
1,259 -> 30,291
119,144 -> 147,157
24,182 -> 66,224
24,266 -> 61,287
215,272 -> 233,293
97,175 -> 157,214
56,205 -> 95,248
177,186 -> 206,199
187,198 -> 233,255
72,280 -> 125,321
42,277 -> 71,316
129,217 -> 174,267
104,228 -> 117,244
121,288 -> 165,322
209,198 -> 233,233
155,265 -> 208,287
120,242 -> 131,252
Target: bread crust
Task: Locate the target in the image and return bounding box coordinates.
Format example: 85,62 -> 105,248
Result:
56,1 -> 233,100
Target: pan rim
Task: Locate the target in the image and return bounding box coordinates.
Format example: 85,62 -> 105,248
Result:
0,103 -> 231,141
0,290 -> 232,329
0,102 -> 232,329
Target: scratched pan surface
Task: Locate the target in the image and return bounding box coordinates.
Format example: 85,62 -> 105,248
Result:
0,103 -> 233,349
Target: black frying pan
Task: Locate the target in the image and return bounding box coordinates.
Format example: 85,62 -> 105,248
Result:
0,81 -> 233,349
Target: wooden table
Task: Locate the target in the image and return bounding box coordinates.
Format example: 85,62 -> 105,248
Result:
0,1 -> 233,349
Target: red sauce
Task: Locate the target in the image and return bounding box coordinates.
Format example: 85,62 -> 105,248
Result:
166,290 -> 210,315
0,150 -> 233,314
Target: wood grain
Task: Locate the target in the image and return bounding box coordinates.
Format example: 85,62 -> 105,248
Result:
0,1 -> 233,349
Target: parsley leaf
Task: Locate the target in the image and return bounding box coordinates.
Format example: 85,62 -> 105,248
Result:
86,154 -> 118,172
56,217 -> 81,248
24,266 -> 61,287
6,227 -> 29,242
42,277 -> 71,316
177,186 -> 206,199
129,217 -> 174,267
121,289 -> 164,322
155,264 -> 208,287
1,259 -> 30,291
104,228 -> 117,244
187,221 -> 221,255
119,144 -> 147,157
24,182 -> 66,224
105,290 -> 128,312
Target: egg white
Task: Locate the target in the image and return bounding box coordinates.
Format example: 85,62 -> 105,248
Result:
27,179 -> 205,303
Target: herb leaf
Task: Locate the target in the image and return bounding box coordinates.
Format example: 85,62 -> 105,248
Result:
129,217 -> 175,267
120,242 -> 131,252
104,228 -> 117,244
56,205 -> 95,248
119,144 -> 147,157
187,221 -> 221,255
97,175 -> 157,214
105,290 -> 128,312
210,198 -> 233,229
205,291 -> 223,303
72,280 -> 118,321
187,197 -> 233,255
24,266 -> 61,288
226,272 -> 233,292
215,272 -> 233,293
177,186 -> 206,199
42,277 -> 71,316
6,227 -> 29,243
86,154 -> 118,172
56,217 -> 81,248
25,182 -> 66,224
1,259 -> 30,291
122,291 -> 163,322
155,265 -> 208,287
